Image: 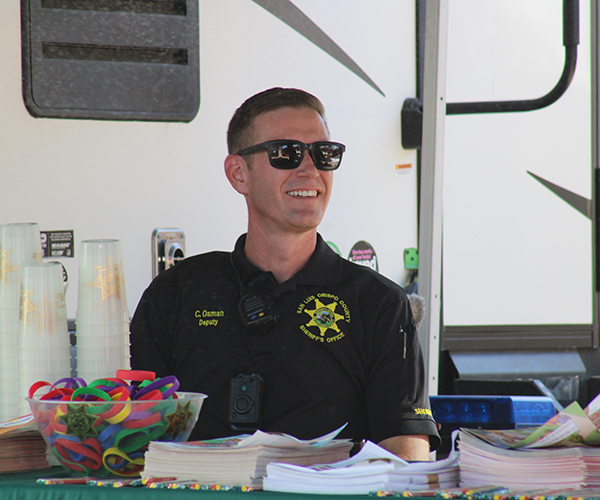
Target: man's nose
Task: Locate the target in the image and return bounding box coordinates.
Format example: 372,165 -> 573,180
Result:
296,149 -> 319,175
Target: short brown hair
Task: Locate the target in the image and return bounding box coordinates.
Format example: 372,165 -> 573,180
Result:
227,87 -> 327,154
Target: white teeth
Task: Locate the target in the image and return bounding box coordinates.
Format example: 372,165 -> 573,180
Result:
287,190 -> 317,197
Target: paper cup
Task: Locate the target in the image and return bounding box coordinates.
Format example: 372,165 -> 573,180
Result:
0,308 -> 19,344
77,345 -> 130,361
77,239 -> 128,318
0,222 -> 43,301
76,334 -> 130,349
75,310 -> 130,326
18,343 -> 71,361
16,262 -> 70,415
0,343 -> 18,392
77,358 -> 131,381
0,223 -> 43,402
19,263 -> 68,337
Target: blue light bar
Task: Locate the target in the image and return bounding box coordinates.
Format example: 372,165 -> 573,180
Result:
430,395 -> 556,430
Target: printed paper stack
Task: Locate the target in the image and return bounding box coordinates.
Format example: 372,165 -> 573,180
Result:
142,426 -> 353,488
0,414 -> 51,474
264,440 -> 459,495
459,392 -> 600,492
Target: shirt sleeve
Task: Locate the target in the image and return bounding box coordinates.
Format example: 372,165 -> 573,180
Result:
365,292 -> 441,451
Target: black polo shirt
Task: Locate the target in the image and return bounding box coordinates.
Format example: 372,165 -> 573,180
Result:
130,234 -> 440,449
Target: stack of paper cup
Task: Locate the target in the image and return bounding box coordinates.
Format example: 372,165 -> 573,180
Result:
76,239 -> 130,381
0,222 -> 43,421
17,262 -> 71,416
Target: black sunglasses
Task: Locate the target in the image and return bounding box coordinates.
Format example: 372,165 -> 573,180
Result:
236,140 -> 346,171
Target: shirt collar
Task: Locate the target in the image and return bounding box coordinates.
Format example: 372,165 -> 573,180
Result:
296,233 -> 343,286
230,233 -> 342,291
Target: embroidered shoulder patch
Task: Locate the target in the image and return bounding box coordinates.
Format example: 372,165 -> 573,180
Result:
415,408 -> 433,417
297,293 -> 350,343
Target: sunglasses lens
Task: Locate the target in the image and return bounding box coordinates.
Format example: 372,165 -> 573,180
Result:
263,141 -> 344,170
314,143 -> 343,170
268,142 -> 303,169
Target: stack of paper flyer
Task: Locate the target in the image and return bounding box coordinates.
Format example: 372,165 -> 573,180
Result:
458,391 -> 600,492
263,440 -> 459,495
142,426 -> 353,488
0,414 -> 51,474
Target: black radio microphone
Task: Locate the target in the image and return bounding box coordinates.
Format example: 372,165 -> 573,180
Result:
229,254 -> 279,334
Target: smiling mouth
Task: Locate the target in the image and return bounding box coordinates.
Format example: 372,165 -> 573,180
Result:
287,190 -> 318,197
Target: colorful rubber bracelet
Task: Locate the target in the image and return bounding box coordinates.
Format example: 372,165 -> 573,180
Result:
104,449 -> 144,472
40,388 -> 75,400
48,446 -> 81,473
56,452 -> 98,474
103,446 -> 145,476
160,383 -> 179,399
53,377 -> 85,390
43,425 -> 60,443
131,390 -> 165,412
52,451 -> 91,475
71,386 -> 111,402
134,389 -> 163,401
89,379 -> 129,394
45,419 -> 67,438
113,427 -> 153,453
98,423 -> 121,448
73,377 -> 88,388
103,402 -> 132,425
147,422 -> 166,441
32,405 -> 61,427
40,404 -> 69,437
83,392 -> 110,402
105,380 -> 130,391
127,384 -> 140,399
109,385 -> 131,399
86,401 -> 120,416
92,402 -> 130,423
161,377 -> 180,398
89,378 -> 117,389
54,437 -> 102,470
88,387 -> 131,419
51,433 -> 81,446
88,385 -> 118,396
116,369 -> 156,382
28,381 -> 56,399
135,376 -> 179,400
139,378 -> 165,389
52,402 -> 69,422
122,411 -> 162,429
41,422 -> 57,439
114,422 -> 165,453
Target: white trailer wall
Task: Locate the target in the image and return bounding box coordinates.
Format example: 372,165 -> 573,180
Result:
1,1 -> 419,318
443,0 -> 593,328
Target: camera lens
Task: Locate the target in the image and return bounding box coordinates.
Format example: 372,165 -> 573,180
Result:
233,395 -> 253,414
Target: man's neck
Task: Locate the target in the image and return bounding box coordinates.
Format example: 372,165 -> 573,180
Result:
243,228 -> 318,284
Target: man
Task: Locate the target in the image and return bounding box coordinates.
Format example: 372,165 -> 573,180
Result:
130,87 -> 440,460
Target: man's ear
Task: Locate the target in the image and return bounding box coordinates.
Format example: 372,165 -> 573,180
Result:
224,154 -> 249,195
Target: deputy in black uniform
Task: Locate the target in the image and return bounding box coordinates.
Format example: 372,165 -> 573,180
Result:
130,88 -> 440,460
